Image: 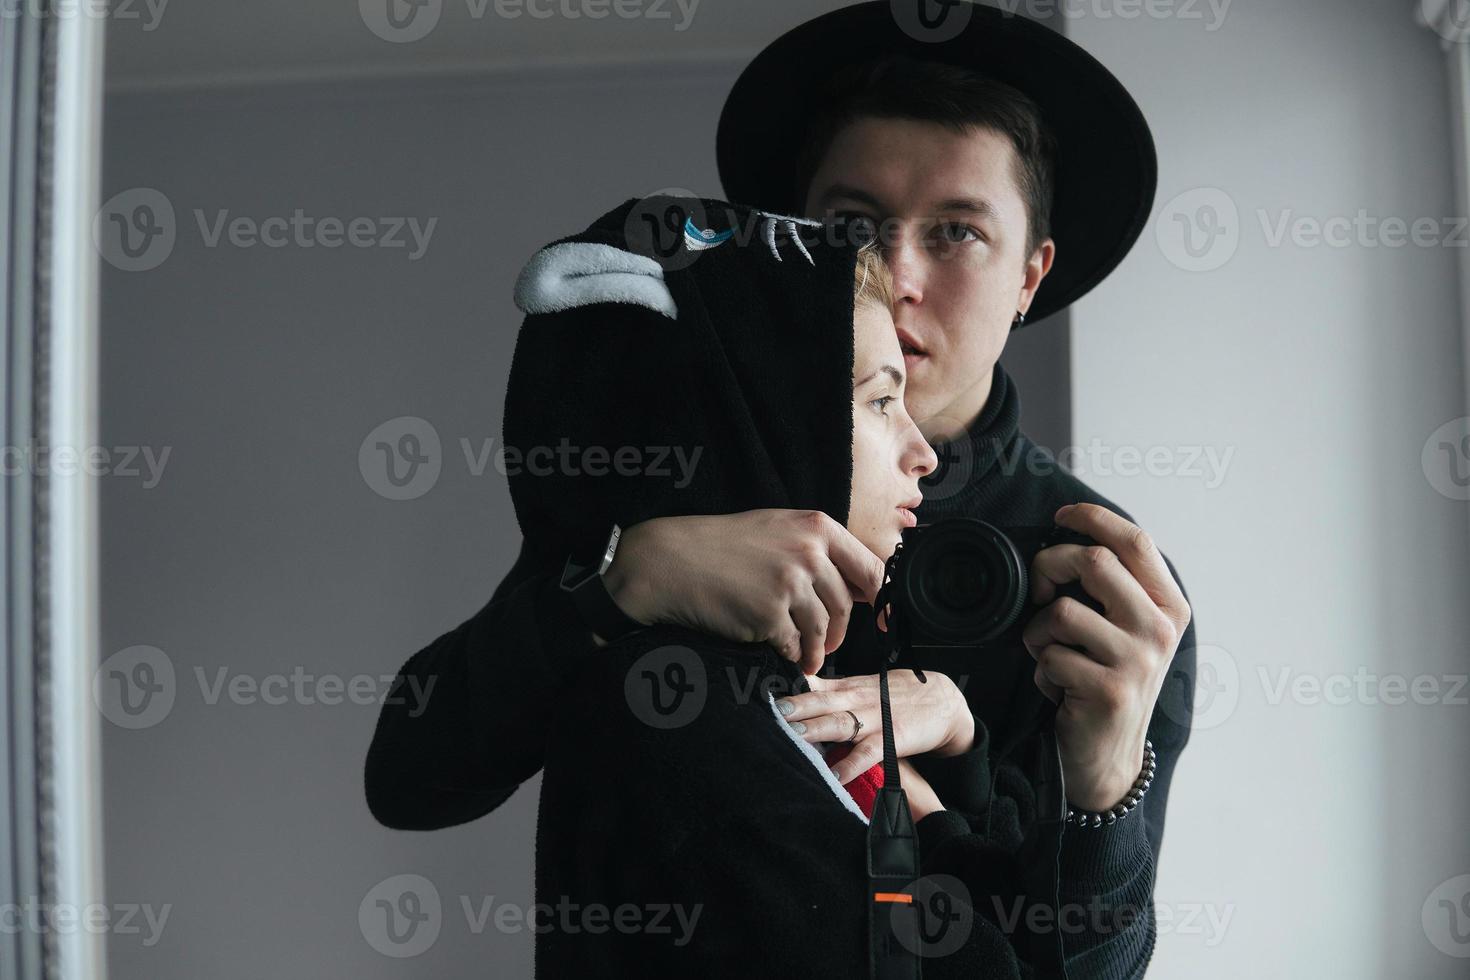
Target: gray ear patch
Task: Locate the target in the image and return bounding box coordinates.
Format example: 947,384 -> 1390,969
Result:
513,242 -> 678,320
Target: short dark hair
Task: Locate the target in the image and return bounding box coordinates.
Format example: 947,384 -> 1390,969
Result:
793,54 -> 1057,258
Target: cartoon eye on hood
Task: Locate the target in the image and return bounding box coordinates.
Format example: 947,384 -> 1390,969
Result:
683,217 -> 734,252
513,241 -> 678,320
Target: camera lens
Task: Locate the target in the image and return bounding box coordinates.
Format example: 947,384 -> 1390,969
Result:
896,518 -> 1028,646
927,552 -> 988,612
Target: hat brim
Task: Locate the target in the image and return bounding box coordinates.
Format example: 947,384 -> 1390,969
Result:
716,1 -> 1157,325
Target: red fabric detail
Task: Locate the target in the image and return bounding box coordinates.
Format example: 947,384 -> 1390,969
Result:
823,742 -> 885,818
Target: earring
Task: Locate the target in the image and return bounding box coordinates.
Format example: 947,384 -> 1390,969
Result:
1012,310 -> 1026,327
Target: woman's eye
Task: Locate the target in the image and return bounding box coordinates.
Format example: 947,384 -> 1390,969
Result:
870,395 -> 896,415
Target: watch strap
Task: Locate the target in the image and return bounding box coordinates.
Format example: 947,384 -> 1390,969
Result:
560,525 -> 644,642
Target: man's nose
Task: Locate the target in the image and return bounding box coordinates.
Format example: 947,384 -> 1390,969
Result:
883,238 -> 926,307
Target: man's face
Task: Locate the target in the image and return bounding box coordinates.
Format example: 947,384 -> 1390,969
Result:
803,117 -> 1054,440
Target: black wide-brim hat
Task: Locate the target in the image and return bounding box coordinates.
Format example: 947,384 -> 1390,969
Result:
716,1 -> 1156,325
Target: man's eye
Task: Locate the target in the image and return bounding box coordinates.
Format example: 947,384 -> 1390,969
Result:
935,222 -> 981,244
834,212 -> 879,246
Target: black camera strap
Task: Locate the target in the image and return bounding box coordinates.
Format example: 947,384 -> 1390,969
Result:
868,566 -> 924,979
867,647 -> 924,980
872,547 -> 1072,980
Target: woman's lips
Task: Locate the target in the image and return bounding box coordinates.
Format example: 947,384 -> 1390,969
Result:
897,506 -> 918,528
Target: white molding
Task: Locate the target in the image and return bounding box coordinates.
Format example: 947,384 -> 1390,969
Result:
1449,41 -> 1470,429
49,7 -> 109,980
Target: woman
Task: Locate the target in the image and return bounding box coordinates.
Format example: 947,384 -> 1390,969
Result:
504,196 -> 1041,979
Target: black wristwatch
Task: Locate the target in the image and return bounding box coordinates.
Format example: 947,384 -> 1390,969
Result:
559,524 -> 645,642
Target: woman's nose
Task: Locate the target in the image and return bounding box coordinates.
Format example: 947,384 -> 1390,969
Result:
907,425 -> 939,477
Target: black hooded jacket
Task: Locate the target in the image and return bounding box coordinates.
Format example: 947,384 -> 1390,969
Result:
364,197 -> 1198,979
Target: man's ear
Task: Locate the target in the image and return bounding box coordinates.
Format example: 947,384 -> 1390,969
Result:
513,241 -> 678,320
1016,237 -> 1056,318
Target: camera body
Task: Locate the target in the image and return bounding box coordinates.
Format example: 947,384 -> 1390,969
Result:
881,516 -> 1101,657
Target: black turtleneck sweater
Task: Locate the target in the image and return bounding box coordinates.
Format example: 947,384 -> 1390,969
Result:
364,362 -> 1197,979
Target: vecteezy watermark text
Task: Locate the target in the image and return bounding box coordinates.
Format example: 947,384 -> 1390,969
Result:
359,874 -> 702,957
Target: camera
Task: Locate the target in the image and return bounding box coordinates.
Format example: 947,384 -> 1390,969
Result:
879,516 -> 1102,655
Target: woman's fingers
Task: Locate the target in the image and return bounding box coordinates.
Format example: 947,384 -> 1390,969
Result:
775,670 -> 961,760
826,735 -> 883,785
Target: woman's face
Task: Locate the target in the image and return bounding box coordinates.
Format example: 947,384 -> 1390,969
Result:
848,301 -> 939,559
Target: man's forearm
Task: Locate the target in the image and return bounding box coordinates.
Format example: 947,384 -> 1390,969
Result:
363,538 -> 597,830
1056,616 -> 1196,978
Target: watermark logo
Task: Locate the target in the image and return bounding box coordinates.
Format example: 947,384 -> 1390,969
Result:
0,0 -> 169,29
360,416 -> 442,501
1422,874 -> 1470,958
0,898 -> 171,946
94,646 -> 436,729
94,188 -> 437,271
361,0 -> 700,43
93,645 -> 176,730
1160,642 -> 1237,731
1159,188 -> 1470,270
892,873 -> 974,958
359,0 -> 444,42
624,645 -> 707,729
916,415 -> 977,504
891,0 -> 974,43
1,440 -> 170,486
623,190 -> 711,272
95,188 -> 176,272
994,438 -> 1236,489
1156,187 -> 1239,272
359,419 -> 706,501
1259,666 -> 1468,708
1422,416 -> 1470,501
360,874 -> 442,958
991,0 -> 1232,31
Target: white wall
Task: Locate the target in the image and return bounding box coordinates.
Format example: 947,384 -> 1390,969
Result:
1067,1 -> 1470,976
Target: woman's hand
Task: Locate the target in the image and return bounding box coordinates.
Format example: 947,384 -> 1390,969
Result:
896,759 -> 944,822
775,670 -> 976,785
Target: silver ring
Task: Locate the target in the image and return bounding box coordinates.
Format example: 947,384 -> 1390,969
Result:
844,709 -> 863,742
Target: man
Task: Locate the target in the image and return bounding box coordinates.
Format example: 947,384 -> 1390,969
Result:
365,4 -> 1196,978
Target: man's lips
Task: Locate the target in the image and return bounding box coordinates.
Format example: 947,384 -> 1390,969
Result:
896,328 -> 927,359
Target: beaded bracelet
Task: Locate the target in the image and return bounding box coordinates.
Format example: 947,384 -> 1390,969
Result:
1064,739 -> 1156,829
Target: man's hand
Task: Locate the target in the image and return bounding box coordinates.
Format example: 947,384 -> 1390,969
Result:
601,509 -> 887,673
1022,503 -> 1192,811
774,670 -> 975,784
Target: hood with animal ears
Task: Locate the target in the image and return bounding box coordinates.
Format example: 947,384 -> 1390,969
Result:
502,196 -> 861,557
